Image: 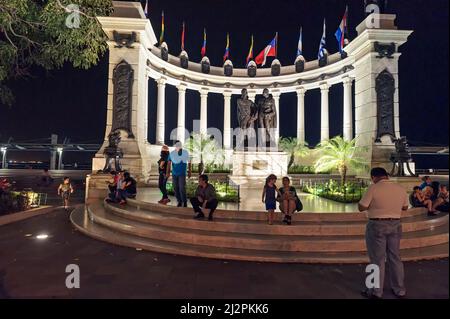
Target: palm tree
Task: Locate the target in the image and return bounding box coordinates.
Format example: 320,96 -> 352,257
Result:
314,136 -> 368,185
185,133 -> 224,175
279,137 -> 310,169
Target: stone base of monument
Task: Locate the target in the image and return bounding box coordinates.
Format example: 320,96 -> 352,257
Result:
70,199 -> 449,264
85,174 -> 112,204
389,176 -> 423,193
230,151 -> 288,188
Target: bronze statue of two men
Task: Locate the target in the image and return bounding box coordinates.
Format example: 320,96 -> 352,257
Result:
237,88 -> 277,150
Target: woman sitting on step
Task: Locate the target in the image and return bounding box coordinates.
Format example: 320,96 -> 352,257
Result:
277,177 -> 302,225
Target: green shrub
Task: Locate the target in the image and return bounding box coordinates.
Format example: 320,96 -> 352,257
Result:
167,180 -> 239,203
299,180 -> 368,203
289,165 -> 330,175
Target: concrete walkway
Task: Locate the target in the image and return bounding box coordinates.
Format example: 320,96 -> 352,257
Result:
0,208 -> 447,299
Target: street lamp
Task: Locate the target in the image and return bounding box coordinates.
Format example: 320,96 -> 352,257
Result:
57,147 -> 63,170
1,147 -> 7,169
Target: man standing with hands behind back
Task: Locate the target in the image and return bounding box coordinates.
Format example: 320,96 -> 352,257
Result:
359,167 -> 409,299
167,141 -> 192,207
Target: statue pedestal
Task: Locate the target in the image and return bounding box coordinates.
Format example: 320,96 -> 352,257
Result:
85,173 -> 112,204
230,150 -> 288,188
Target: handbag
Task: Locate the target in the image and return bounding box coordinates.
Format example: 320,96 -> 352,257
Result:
295,196 -> 303,212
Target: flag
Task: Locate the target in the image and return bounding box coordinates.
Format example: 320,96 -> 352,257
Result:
181,21 -> 185,51
296,27 -> 303,57
255,34 -> 277,66
159,11 -> 165,45
318,18 -> 327,59
246,35 -> 254,66
144,0 -> 149,17
201,28 -> 207,57
335,6 -> 348,53
223,33 -> 230,62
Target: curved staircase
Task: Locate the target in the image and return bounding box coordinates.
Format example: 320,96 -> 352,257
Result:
70,199 -> 449,264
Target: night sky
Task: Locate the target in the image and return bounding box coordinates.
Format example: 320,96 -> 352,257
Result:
0,0 -> 448,150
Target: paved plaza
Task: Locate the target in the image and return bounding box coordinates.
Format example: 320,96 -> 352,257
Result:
0,208 -> 447,299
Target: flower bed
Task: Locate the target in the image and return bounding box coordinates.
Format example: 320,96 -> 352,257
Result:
288,165 -> 331,175
0,191 -> 46,215
299,180 -> 368,203
167,180 -> 239,203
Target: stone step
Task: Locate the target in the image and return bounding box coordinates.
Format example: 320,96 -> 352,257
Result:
127,198 -> 426,222
87,203 -> 449,253
71,206 -> 449,264
105,201 -> 449,236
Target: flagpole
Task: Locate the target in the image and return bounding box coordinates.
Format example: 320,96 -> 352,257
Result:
275,32 -> 278,58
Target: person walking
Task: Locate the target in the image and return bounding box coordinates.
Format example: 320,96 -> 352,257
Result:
157,145 -> 170,204
57,177 -> 74,210
190,174 -> 219,221
167,141 -> 191,207
359,167 -> 409,299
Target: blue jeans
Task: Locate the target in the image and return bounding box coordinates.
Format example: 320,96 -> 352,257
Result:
172,175 -> 187,204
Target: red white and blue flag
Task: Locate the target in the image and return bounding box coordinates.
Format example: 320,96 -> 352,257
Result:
255,34 -> 277,66
335,6 -> 348,53
223,33 -> 230,62
201,28 -> 207,57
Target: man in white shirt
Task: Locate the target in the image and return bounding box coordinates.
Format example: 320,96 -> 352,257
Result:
359,167 -> 409,299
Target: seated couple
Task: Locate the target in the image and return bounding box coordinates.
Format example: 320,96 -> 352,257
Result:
262,175 -> 303,225
410,183 -> 449,216
106,171 -> 137,205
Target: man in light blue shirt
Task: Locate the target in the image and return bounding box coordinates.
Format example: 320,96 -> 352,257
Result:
167,141 -> 191,207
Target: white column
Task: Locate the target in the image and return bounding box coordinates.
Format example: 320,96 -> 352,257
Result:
177,84 -> 187,143
343,77 -> 353,141
272,91 -> 281,144
247,91 -> 257,103
296,87 -> 306,144
320,83 -> 330,142
223,91 -> 232,150
156,78 -> 166,145
200,89 -> 208,135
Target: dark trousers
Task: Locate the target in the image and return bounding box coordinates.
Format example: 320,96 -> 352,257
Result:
190,197 -> 219,217
365,220 -> 406,297
436,203 -> 449,212
117,189 -> 136,202
158,174 -> 168,199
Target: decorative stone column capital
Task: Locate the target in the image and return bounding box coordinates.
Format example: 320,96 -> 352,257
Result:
200,88 -> 209,98
296,87 -> 306,96
157,77 -> 167,86
319,83 -> 330,92
223,91 -> 232,99
342,76 -> 354,86
271,90 -> 281,99
177,83 -> 187,92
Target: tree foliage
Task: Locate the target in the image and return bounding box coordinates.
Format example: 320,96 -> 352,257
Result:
279,137 -> 309,169
314,136 -> 369,185
0,0 -> 113,105
184,133 -> 225,175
